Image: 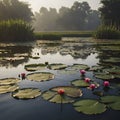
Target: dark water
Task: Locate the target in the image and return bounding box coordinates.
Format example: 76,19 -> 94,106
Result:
0,38 -> 120,120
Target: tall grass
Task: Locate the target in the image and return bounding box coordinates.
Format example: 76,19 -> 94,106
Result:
0,19 -> 34,42
94,25 -> 120,39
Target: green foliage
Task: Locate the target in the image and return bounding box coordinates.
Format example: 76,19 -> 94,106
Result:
94,25 -> 120,39
0,0 -> 33,22
99,0 -> 120,29
0,19 -> 34,42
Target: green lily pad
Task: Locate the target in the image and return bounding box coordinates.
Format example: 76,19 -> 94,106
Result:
58,70 -> 77,75
48,63 -> 67,70
27,72 -> 54,82
69,64 -> 89,70
42,86 -> 82,104
52,86 -> 83,98
94,73 -> 114,80
73,99 -> 106,115
109,102 -> 120,110
24,64 -> 46,71
0,78 -> 20,85
0,85 -> 19,94
100,96 -> 120,103
90,65 -> 104,72
12,88 -> 41,99
103,57 -> 120,63
71,79 -> 89,87
100,96 -> 120,110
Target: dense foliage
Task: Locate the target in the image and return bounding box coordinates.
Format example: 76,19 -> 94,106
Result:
0,0 -> 33,22
94,25 -> 120,39
99,0 -> 120,29
33,1 -> 100,31
0,19 -> 34,42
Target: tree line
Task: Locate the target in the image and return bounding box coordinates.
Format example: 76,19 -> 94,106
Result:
0,0 -> 120,31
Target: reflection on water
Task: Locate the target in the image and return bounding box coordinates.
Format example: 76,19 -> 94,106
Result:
0,38 -> 120,120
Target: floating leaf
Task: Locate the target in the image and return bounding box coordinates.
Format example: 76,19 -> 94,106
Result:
90,65 -> 104,72
42,86 -> 82,104
71,79 -> 89,87
0,85 -> 19,94
95,73 -> 114,80
48,63 -> 67,70
100,96 -> 120,110
101,96 -> 120,103
24,64 -> 46,71
52,86 -> 82,98
69,64 -> 89,70
0,78 -> 20,85
58,70 -> 77,75
103,57 -> 120,63
73,99 -> 106,115
12,88 -> 41,99
27,72 -> 54,82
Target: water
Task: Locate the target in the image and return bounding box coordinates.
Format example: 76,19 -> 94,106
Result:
0,38 -> 120,120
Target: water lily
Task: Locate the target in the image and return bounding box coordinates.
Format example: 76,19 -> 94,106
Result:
80,70 -> 86,75
89,84 -> 96,90
57,89 -> 65,95
21,73 -> 26,80
84,78 -> 91,83
103,81 -> 110,87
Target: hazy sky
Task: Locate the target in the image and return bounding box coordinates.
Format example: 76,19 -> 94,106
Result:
20,0 -> 101,12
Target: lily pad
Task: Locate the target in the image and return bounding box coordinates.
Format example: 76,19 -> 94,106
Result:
42,86 -> 82,104
12,88 -> 41,99
100,96 -> 120,110
69,64 -> 89,70
93,91 -> 104,97
48,63 -> 67,70
73,99 -> 106,115
58,70 -> 77,75
0,78 -> 20,85
94,73 -> 114,80
52,86 -> 83,98
103,57 -> 120,63
24,64 -> 46,71
0,85 -> 19,94
71,79 -> 89,87
90,65 -> 104,72
27,72 -> 54,82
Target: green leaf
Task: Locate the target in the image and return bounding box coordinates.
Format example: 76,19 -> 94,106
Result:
0,85 -> 19,94
27,72 -> 54,82
12,88 -> 41,99
48,63 -> 67,70
69,64 -> 89,70
0,78 -> 20,85
109,102 -> 120,110
73,99 -> 106,115
71,79 -> 89,87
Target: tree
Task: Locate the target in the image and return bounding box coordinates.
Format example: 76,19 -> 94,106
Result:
99,0 -> 120,29
0,0 -> 33,22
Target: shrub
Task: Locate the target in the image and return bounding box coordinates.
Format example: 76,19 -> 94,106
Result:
94,25 -> 120,39
0,19 -> 34,42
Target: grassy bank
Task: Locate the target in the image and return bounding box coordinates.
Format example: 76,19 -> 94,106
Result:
34,31 -> 93,40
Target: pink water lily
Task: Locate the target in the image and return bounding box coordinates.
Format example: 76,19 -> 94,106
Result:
89,84 -> 96,90
57,89 -> 65,95
84,78 -> 91,83
80,70 -> 86,75
103,81 -> 110,87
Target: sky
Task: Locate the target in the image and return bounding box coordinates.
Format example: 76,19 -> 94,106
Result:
19,0 -> 101,12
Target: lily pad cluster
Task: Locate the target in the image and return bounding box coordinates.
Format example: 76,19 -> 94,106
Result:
42,86 -> 83,103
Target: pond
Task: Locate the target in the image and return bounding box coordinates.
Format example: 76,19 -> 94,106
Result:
0,37 -> 120,120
